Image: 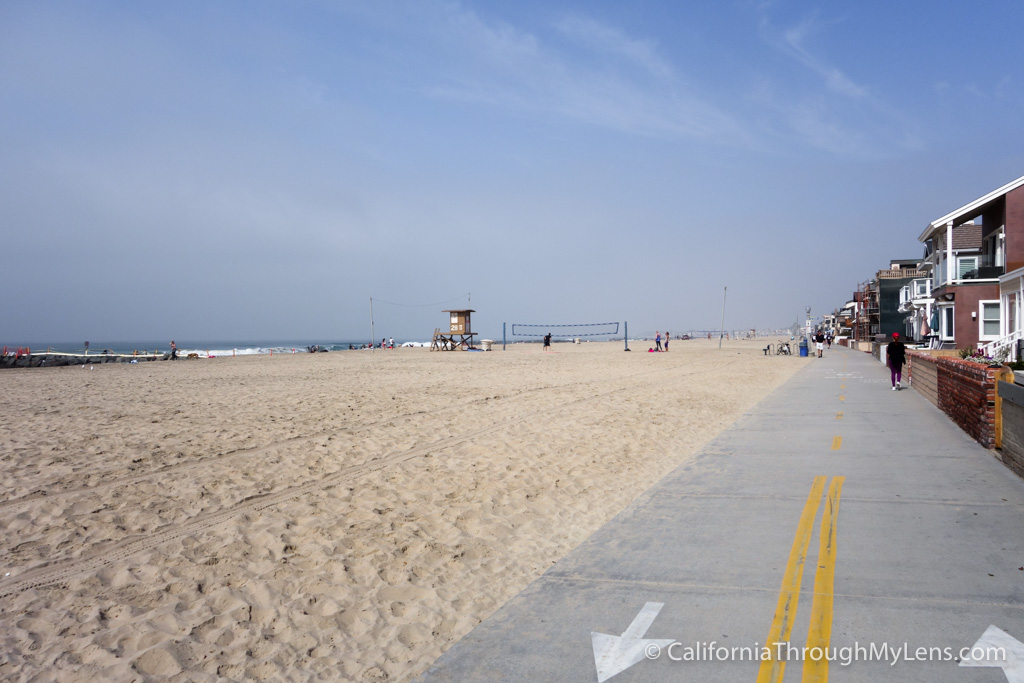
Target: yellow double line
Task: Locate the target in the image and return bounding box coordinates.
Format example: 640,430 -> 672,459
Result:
756,475 -> 845,683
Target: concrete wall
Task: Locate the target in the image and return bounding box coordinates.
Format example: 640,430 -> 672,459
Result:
908,351 -> 939,407
996,381 -> 1024,479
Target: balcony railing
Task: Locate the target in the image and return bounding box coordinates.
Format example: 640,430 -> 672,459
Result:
901,279 -> 933,304
878,269 -> 928,279
962,265 -> 1005,280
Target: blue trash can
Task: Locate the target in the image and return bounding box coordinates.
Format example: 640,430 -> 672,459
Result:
799,340 -> 808,357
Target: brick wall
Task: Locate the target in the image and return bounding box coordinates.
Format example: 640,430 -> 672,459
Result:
1005,185 -> 1024,273
908,352 -> 1002,449
938,358 -> 998,449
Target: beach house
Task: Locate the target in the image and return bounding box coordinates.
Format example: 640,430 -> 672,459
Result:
877,261 -> 929,341
851,262 -> 928,346
918,175 -> 1024,353
897,253 -> 935,345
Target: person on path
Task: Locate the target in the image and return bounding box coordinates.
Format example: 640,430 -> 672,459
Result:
815,330 -> 825,358
887,332 -> 907,390
655,331 -> 662,352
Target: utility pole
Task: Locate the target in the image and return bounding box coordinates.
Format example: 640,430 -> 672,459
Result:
718,286 -> 727,349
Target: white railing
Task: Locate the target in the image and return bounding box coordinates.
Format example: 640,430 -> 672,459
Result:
978,329 -> 1024,362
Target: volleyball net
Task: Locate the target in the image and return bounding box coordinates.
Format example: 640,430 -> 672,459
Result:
509,322 -> 620,338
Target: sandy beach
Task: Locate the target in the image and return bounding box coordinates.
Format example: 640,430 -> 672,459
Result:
0,339 -> 805,681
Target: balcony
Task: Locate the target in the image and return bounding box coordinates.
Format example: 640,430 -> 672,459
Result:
901,278 -> 933,306
878,269 -> 928,279
961,254 -> 1004,280
962,265 -> 1005,280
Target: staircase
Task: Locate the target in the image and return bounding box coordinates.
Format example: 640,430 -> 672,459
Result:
978,329 -> 1024,362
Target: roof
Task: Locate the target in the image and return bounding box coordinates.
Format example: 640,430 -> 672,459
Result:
951,223 -> 982,250
920,174 -> 1024,242
442,309 -> 476,313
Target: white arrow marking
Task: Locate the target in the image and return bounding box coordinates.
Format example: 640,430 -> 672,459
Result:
591,602 -> 675,682
959,625 -> 1024,682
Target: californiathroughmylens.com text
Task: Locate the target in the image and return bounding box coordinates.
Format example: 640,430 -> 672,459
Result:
645,641 -> 1005,667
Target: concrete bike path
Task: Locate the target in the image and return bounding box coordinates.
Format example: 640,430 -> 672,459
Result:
415,345 -> 1024,682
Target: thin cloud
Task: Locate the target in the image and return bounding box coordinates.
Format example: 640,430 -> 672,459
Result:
755,8 -> 922,157
420,6 -> 749,145
553,15 -> 675,81
779,15 -> 868,99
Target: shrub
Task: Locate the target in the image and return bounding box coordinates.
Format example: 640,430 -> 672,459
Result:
958,346 -> 996,363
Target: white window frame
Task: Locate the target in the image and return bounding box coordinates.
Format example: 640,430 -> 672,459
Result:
983,229 -> 1005,268
979,300 -> 1000,341
941,306 -> 955,341
1007,291 -> 1018,338
957,256 -> 979,278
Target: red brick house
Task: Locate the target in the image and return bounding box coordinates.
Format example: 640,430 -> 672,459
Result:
919,175 -> 1024,353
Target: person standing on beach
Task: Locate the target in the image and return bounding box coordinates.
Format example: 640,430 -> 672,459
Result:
664,332 -> 670,352
655,331 -> 662,352
887,332 -> 906,390
543,333 -> 551,351
169,340 -> 178,360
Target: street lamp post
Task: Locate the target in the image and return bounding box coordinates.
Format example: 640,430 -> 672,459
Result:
805,306 -> 813,349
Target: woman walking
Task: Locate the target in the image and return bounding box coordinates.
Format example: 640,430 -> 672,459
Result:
887,332 -> 906,390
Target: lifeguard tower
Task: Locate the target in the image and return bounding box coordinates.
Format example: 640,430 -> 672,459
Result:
431,309 -> 477,351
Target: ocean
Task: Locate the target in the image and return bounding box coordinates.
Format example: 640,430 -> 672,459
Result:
2,340 -> 429,358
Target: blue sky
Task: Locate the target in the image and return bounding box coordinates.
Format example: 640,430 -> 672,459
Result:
2,1 -> 1022,343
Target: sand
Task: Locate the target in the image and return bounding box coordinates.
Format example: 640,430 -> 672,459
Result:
0,338 -> 805,681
